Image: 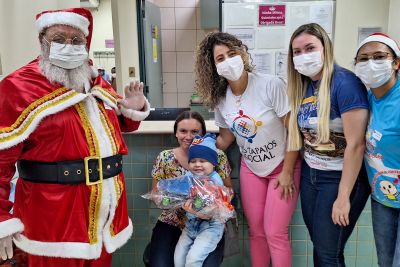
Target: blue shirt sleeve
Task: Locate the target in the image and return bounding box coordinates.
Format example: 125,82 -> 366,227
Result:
210,171 -> 224,186
331,67 -> 368,116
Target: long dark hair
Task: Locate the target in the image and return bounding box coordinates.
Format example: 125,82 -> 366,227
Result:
173,111 -> 206,135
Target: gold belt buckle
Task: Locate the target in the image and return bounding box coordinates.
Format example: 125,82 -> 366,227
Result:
84,156 -> 103,186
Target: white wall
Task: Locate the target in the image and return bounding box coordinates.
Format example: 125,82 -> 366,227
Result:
1,0 -> 399,91
388,0 -> 400,42
111,0 -> 140,94
90,0 -> 115,74
0,0 -> 79,75
334,0 -> 390,69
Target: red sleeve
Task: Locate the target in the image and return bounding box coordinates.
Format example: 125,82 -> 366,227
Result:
118,115 -> 141,133
0,144 -> 23,222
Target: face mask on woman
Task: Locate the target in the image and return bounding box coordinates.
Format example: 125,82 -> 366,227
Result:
216,55 -> 244,81
49,42 -> 88,69
293,51 -> 323,77
354,59 -> 394,89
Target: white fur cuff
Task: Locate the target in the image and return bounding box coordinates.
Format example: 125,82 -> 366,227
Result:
0,218 -> 24,239
104,219 -> 133,253
119,98 -> 151,121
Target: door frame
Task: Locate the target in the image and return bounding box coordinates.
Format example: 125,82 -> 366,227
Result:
136,0 -> 148,96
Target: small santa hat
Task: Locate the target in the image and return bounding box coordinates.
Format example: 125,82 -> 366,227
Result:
357,33 -> 400,57
35,8 -> 93,49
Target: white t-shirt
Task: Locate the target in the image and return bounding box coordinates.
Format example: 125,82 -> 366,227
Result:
215,72 -> 290,177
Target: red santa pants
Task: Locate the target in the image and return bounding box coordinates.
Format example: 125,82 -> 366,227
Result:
27,248 -> 112,267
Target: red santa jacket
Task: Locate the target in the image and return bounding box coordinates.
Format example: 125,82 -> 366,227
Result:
0,58 -> 150,259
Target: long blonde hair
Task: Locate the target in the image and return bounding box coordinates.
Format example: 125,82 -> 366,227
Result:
194,32 -> 254,108
287,23 -> 335,151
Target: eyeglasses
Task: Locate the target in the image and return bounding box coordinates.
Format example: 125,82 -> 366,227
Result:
355,52 -> 393,63
43,34 -> 86,46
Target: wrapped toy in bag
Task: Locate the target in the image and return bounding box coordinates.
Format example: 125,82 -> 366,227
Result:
142,174 -> 235,222
142,174 -> 193,210
143,133 -> 235,223
189,176 -> 235,223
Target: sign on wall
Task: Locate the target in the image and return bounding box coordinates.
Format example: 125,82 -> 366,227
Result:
222,0 -> 335,79
259,5 -> 286,26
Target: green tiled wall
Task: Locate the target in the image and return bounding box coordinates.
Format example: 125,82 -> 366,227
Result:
112,134 -> 378,267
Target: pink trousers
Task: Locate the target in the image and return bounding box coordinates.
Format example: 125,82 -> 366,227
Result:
240,159 -> 301,267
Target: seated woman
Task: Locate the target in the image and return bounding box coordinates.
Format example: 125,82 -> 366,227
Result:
145,111 -> 233,267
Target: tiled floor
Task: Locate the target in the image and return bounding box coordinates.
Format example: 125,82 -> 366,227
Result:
111,134 -> 378,267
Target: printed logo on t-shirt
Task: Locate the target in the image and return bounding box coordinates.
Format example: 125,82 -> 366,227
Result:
365,125 -> 400,208
230,110 -> 262,143
241,141 -> 278,163
298,97 -> 346,158
229,110 -> 279,163
371,171 -> 400,204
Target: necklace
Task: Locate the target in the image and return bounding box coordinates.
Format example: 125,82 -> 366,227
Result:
232,88 -> 246,109
310,80 -> 320,96
234,93 -> 243,106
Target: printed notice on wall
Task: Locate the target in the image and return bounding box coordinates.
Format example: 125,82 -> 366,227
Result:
310,4 -> 333,34
358,27 -> 382,45
256,27 -> 285,49
275,51 -> 288,78
252,53 -> 273,74
289,5 -> 310,36
225,4 -> 256,26
259,5 -> 286,26
227,28 -> 255,50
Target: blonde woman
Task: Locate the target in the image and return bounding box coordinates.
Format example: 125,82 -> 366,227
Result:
195,32 -> 301,267
287,23 -> 370,265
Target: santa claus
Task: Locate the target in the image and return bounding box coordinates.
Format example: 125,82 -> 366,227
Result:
0,8 -> 150,267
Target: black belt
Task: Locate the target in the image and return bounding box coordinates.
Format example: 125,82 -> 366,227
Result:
17,154 -> 123,185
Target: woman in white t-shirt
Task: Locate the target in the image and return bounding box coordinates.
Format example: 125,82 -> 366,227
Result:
195,32 -> 300,267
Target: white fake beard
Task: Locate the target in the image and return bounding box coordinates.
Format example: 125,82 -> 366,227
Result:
39,42 -> 94,93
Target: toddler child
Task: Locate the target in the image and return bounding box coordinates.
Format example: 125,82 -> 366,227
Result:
173,133 -> 229,267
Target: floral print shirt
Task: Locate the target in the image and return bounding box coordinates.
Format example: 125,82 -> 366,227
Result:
152,149 -> 231,229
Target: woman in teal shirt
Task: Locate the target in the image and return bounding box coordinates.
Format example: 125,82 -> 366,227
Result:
354,33 -> 400,267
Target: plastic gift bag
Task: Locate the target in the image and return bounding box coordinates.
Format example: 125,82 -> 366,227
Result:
189,177 -> 235,223
142,175 -> 236,223
141,190 -> 187,210
142,175 -> 193,209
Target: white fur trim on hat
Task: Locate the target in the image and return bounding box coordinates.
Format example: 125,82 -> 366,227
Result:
36,11 -> 89,36
358,34 -> 400,57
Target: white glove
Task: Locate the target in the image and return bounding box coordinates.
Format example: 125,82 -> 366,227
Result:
0,235 -> 13,260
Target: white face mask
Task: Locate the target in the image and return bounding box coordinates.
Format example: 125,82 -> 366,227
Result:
354,59 -> 393,89
49,42 -> 88,69
293,51 -> 324,78
216,55 -> 244,81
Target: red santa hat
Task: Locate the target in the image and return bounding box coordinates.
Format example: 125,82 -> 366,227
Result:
35,8 -> 93,49
357,33 -> 400,57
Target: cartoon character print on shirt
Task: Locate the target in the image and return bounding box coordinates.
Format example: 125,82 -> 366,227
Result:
379,180 -> 400,201
372,174 -> 400,204
230,109 -> 262,143
366,125 -> 400,205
